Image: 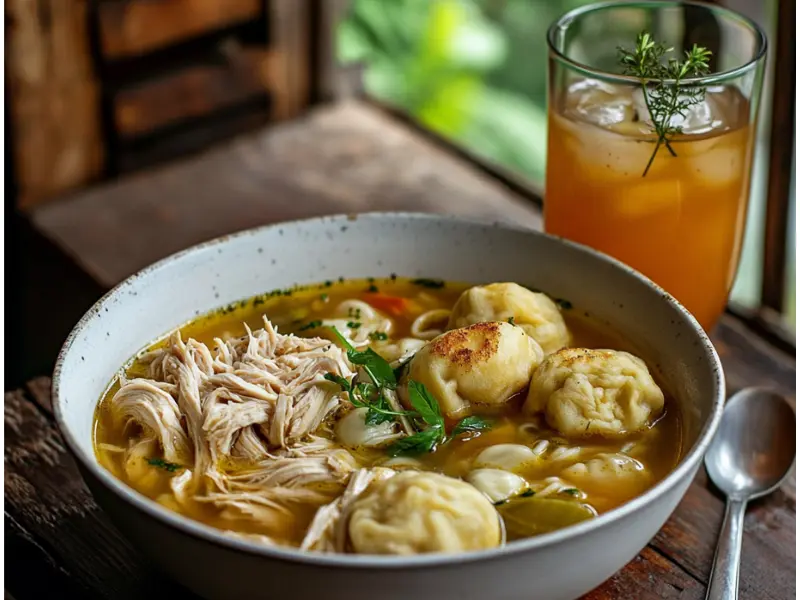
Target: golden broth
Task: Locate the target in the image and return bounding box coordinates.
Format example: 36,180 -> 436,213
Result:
94,278 -> 682,546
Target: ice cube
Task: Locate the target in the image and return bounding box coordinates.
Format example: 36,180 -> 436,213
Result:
626,86 -> 729,136
565,79 -> 636,128
668,96 -> 718,134
557,112 -> 666,179
687,140 -> 746,188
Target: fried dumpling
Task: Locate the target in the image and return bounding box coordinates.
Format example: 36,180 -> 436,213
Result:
348,471 -> 501,554
401,321 -> 544,419
524,348 -> 665,437
447,282 -> 570,354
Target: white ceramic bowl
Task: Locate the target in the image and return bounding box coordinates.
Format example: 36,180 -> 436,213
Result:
53,213 -> 724,600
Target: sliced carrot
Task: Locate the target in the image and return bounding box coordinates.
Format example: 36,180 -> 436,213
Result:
361,292 -> 409,316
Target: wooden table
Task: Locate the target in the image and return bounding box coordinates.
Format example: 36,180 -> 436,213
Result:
6,101 -> 796,600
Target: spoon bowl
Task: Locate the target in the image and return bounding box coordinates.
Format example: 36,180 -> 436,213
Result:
703,387 -> 795,600
705,388 -> 796,499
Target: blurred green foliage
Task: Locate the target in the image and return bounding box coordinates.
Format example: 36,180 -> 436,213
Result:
338,0 -> 588,184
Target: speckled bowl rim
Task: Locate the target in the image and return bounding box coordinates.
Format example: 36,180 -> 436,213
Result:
52,211 -> 725,569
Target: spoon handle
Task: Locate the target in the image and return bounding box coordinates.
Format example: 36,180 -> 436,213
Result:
705,498 -> 746,600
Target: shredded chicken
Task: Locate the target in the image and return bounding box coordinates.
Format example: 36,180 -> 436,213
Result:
110,317 -> 359,537
300,467 -> 397,552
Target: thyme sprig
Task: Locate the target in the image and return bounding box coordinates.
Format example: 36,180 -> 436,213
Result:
618,32 -> 712,176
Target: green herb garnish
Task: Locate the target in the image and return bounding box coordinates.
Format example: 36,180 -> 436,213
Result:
369,331 -> 389,341
367,284 -> 379,293
329,327 -> 397,389
520,488 -> 536,498
346,321 -> 361,329
618,32 -> 712,176
324,373 -> 408,425
562,488 -> 581,497
389,384 -> 493,456
387,426 -> 444,457
147,458 -> 182,473
320,293 -> 329,301
406,380 -> 442,426
328,327 -> 490,457
299,320 -> 322,331
411,278 -> 445,289
449,415 -> 491,439
387,382 -> 445,456
507,316 -> 515,325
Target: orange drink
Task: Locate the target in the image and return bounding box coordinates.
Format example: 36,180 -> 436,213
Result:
546,82 -> 753,329
545,2 -> 766,331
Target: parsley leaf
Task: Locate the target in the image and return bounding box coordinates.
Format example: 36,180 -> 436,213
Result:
406,380 -> 442,427
507,316 -> 515,325
562,488 -> 580,497
299,320 -> 322,331
325,373 -> 407,425
147,458 -> 182,473
324,372 -> 351,390
364,401 -> 395,425
368,331 -> 388,341
349,348 -> 397,389
387,425 -> 444,457
329,327 -> 396,389
450,415 -> 491,438
520,488 -> 536,498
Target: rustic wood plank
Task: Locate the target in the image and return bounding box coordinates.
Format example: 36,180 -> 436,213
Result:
116,101 -> 270,175
267,0 -> 311,119
6,0 -> 104,207
26,376 -> 54,414
651,469 -> 796,600
4,389 -> 196,599
314,0 -> 355,102
98,0 -> 261,59
30,101 -> 543,287
114,46 -> 271,138
584,547 -> 703,599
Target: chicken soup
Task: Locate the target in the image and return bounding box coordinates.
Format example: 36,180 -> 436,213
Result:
94,278 -> 682,553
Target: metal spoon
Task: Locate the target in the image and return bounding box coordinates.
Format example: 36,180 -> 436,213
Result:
704,388 -> 796,600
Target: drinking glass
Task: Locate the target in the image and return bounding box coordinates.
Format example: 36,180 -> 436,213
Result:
545,1 -> 767,331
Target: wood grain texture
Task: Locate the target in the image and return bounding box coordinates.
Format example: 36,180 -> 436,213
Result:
114,46 -> 271,138
98,0 -> 261,59
6,0 -> 103,207
267,0 -> 311,119
4,389 -> 196,600
30,101 -> 543,287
